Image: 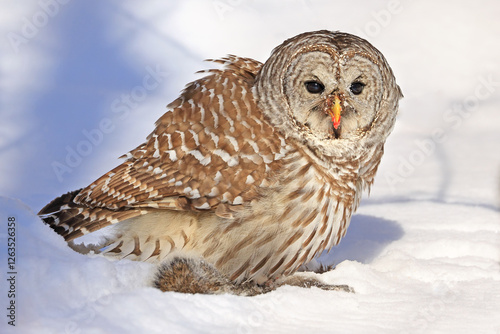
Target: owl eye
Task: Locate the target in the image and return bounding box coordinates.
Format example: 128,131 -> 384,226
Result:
305,81 -> 325,94
350,82 -> 365,95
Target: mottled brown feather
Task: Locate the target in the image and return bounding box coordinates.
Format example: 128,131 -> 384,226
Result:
72,58 -> 284,216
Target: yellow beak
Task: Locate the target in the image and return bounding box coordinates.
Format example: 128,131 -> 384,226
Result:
329,95 -> 342,129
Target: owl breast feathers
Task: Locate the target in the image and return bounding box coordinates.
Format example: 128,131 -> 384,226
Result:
39,30 -> 402,288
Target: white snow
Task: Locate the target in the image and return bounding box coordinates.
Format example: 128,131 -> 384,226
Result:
1,0 -> 499,333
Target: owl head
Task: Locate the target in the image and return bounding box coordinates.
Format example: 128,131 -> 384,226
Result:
255,30 -> 402,157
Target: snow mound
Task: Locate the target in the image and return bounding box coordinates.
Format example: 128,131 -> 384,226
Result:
1,196 -> 499,333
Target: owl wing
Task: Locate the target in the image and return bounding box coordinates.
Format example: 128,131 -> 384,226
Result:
73,56 -> 287,218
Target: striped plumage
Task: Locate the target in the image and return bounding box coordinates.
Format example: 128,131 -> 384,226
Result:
39,31 -> 402,291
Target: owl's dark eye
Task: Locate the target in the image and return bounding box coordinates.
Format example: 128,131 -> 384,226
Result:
305,81 -> 325,94
350,82 -> 365,95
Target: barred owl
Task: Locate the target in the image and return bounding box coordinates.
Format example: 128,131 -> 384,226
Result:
39,30 -> 402,294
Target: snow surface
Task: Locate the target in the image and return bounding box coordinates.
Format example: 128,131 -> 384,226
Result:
1,0 -> 500,333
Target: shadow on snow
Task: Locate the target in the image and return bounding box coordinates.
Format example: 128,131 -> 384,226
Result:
317,214 -> 405,266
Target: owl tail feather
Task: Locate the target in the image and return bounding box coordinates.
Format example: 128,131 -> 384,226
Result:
38,189 -> 144,242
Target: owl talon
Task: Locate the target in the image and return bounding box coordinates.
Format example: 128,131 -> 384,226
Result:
154,257 -> 353,296
277,275 -> 354,293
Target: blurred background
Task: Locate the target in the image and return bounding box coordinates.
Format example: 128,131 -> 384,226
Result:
0,0 -> 499,212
